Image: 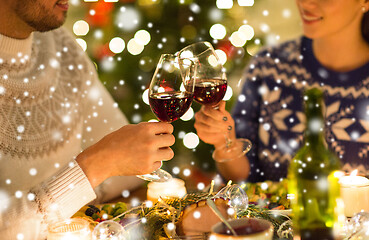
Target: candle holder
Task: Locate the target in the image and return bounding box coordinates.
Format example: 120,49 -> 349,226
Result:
340,172 -> 369,217
147,178 -> 187,202
47,218 -> 92,240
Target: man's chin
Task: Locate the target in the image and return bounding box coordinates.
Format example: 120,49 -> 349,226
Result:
33,17 -> 66,32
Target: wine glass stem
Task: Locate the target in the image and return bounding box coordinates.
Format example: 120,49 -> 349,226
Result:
225,130 -> 233,149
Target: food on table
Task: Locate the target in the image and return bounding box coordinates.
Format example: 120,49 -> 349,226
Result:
176,198 -> 234,236
244,179 -> 290,210
72,202 -> 128,224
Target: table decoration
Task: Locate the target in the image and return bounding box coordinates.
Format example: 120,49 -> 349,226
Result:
147,178 -> 187,202
72,202 -> 128,225
339,170 -> 369,217
47,218 -> 92,240
244,180 -> 290,210
72,182 -> 292,239
92,220 -> 125,240
344,212 -> 369,239
215,184 -> 249,214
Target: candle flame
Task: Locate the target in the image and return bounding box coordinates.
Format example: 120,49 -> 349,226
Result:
350,169 -> 358,177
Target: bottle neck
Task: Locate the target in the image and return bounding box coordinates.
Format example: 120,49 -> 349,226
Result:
304,101 -> 325,147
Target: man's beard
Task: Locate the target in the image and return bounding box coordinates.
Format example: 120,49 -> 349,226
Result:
15,1 -> 67,32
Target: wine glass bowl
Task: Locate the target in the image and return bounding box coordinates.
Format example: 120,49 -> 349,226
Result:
178,42 -> 227,107
149,54 -> 195,122
178,41 -> 252,162
137,54 -> 195,182
212,138 -> 252,163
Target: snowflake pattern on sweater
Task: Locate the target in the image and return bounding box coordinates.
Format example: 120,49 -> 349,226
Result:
233,37 -> 369,182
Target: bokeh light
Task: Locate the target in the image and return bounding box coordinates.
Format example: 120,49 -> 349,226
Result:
73,20 -> 89,36
216,0 -> 233,9
180,107 -> 194,121
238,0 -> 254,6
76,38 -> 87,51
100,57 -> 116,72
223,85 -> 233,101
116,7 -> 141,32
209,24 -> 227,40
215,49 -> 227,65
260,23 -> 270,33
142,89 -> 149,105
183,132 -> 200,149
127,39 -> 144,55
134,30 -> 151,45
209,7 -> 223,21
230,31 -> 247,47
282,9 -> 292,18
208,55 -> 219,68
190,3 -> 201,13
109,37 -> 125,54
238,24 -> 254,40
70,0 -> 80,5
94,29 -> 104,39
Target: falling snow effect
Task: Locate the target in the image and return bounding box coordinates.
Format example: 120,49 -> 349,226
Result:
6,0 -> 363,238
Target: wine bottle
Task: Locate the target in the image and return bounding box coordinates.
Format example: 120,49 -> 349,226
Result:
288,88 -> 342,240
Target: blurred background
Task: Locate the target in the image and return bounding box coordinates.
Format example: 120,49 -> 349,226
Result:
65,0 -> 302,189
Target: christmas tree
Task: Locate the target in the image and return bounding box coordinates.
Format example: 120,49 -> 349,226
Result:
65,0 -> 301,189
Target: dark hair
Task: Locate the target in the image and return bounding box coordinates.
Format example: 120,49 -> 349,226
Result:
362,12 -> 369,44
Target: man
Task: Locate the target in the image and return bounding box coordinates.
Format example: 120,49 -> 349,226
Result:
0,0 -> 175,239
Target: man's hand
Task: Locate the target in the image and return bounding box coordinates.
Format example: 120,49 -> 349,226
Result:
77,122 -> 175,188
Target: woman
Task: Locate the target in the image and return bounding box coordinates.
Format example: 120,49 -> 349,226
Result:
194,0 -> 369,182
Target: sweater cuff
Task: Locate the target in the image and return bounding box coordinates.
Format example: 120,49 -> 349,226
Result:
44,160 -> 96,220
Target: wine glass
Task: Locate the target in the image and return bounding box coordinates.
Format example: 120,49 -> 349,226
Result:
137,54 -> 196,182
178,41 -> 252,162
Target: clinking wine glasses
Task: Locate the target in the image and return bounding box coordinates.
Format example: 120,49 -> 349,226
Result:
137,54 -> 196,182
178,41 -> 252,162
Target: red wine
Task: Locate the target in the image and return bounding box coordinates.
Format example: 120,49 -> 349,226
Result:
149,91 -> 193,122
193,78 -> 227,106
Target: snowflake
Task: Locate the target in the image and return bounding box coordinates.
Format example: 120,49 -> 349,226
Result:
308,118 -> 323,133
0,86 -> 6,95
172,167 -> 180,175
183,168 -> 191,176
238,94 -> 246,102
263,123 -> 271,131
15,191 -> 23,198
29,168 -> 37,176
197,182 -> 205,190
190,3 -> 201,13
27,193 -> 35,201
122,190 -> 130,198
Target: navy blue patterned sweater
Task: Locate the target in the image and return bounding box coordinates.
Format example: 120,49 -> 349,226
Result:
232,37 -> 369,182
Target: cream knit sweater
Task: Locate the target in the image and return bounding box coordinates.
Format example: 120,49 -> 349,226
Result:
0,28 -> 142,239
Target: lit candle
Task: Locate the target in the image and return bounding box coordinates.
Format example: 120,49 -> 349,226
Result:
147,178 -> 187,202
339,170 -> 369,217
47,218 -> 91,240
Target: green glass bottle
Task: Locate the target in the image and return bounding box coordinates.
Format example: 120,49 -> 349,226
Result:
288,88 -> 342,240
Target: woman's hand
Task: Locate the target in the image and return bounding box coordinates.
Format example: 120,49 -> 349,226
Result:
77,122 -> 175,188
194,101 -> 236,148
